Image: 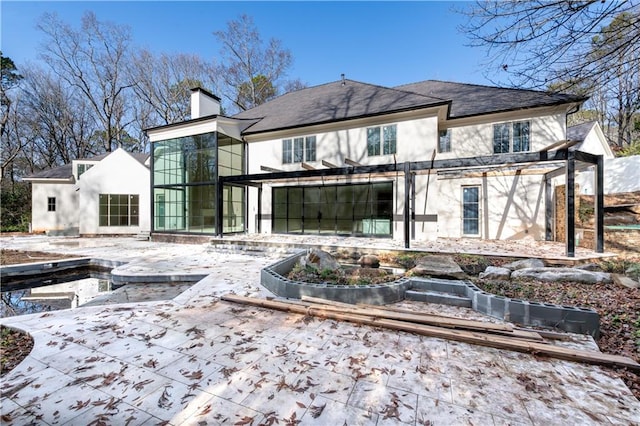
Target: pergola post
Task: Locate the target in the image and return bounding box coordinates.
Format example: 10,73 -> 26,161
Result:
565,151 -> 576,257
257,184 -> 263,234
404,162 -> 411,249
595,155 -> 604,253
544,177 -> 553,241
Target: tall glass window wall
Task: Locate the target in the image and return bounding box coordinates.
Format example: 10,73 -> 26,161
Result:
272,182 -> 393,237
152,131 -> 245,234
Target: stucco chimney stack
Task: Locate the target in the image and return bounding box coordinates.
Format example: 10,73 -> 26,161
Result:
190,87 -> 221,119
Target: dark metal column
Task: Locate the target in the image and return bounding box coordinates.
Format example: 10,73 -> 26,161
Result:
404,162 -> 411,249
410,172 -> 415,240
216,181 -> 223,236
565,151 -> 576,257
257,184 -> 263,234
544,177 -> 553,241
595,155 -> 604,253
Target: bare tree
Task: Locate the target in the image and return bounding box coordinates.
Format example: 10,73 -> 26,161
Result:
461,1 -> 640,89
130,50 -> 217,119
37,11 -> 134,152
461,1 -> 640,149
214,14 -> 293,112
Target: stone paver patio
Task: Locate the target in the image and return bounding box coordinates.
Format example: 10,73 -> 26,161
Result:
1,235 -> 638,425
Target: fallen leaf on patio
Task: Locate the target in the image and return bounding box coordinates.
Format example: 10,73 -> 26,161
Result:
309,403 -> 326,418
181,369 -> 204,380
70,399 -> 91,410
143,359 -> 158,368
283,411 -> 302,426
234,415 -> 255,425
158,385 -> 173,409
133,378 -> 154,391
198,404 -> 212,416
296,401 -> 306,408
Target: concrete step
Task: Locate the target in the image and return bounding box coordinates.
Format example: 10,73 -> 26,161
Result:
135,231 -> 150,241
404,289 -> 472,308
409,277 -> 469,296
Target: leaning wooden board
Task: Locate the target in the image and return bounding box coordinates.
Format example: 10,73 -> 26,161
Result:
222,294 -> 640,372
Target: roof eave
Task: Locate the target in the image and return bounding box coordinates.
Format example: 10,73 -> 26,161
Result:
446,98 -> 588,121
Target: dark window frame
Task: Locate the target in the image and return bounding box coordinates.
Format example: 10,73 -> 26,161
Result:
493,121 -> 530,154
438,129 -> 452,153
283,135 -> 316,164
462,186 -> 480,236
367,124 -> 397,156
47,197 -> 56,212
99,193 -> 139,227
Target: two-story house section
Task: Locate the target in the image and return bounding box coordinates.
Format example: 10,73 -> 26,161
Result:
146,80 -> 606,246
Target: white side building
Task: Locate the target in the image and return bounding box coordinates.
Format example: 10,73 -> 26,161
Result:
23,148 -> 150,236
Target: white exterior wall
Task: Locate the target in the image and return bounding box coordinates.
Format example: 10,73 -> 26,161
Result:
438,111 -> 567,160
77,148 -> 150,235
31,182 -> 79,234
246,108 -> 568,240
246,113 -> 440,238
576,155 -> 640,195
433,173 -> 546,240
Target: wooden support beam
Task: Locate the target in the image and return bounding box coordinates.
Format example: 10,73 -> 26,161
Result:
321,160 -> 339,168
301,162 -> 315,170
260,165 -> 282,172
221,294 -> 640,372
344,158 -> 362,167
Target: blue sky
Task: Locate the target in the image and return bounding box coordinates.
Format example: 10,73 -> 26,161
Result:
1,1 -> 497,88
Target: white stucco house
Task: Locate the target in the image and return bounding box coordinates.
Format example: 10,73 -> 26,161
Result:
145,81 -> 610,254
23,148 -> 150,236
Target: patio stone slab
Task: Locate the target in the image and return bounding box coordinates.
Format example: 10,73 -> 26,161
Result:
1,235 -> 638,425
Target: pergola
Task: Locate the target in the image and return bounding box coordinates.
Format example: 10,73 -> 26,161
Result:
219,148 -> 604,257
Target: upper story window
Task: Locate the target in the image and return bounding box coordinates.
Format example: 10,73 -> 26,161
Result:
367,124 -> 397,156
77,163 -> 94,179
283,136 -> 316,164
47,197 -> 56,212
438,129 -> 452,153
493,121 -> 530,154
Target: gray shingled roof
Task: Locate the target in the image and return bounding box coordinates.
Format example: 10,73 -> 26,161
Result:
232,79 -> 585,135
567,121 -> 596,143
23,151 -> 149,180
395,80 -> 585,118
24,164 -> 74,180
234,79 -> 448,134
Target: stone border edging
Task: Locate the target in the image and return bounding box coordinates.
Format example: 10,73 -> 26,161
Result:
260,253 -> 601,337
0,258 -> 206,286
261,252 -> 411,305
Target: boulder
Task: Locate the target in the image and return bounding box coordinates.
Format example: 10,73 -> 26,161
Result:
574,263 -> 602,272
358,255 -> 380,268
503,258 -> 545,271
612,273 -> 639,289
511,267 -> 611,284
300,249 -> 341,273
479,266 -> 512,280
409,255 -> 465,279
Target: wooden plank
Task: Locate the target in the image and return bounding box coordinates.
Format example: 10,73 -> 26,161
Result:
221,294 -> 640,372
301,296 -> 515,333
302,297 -> 542,340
